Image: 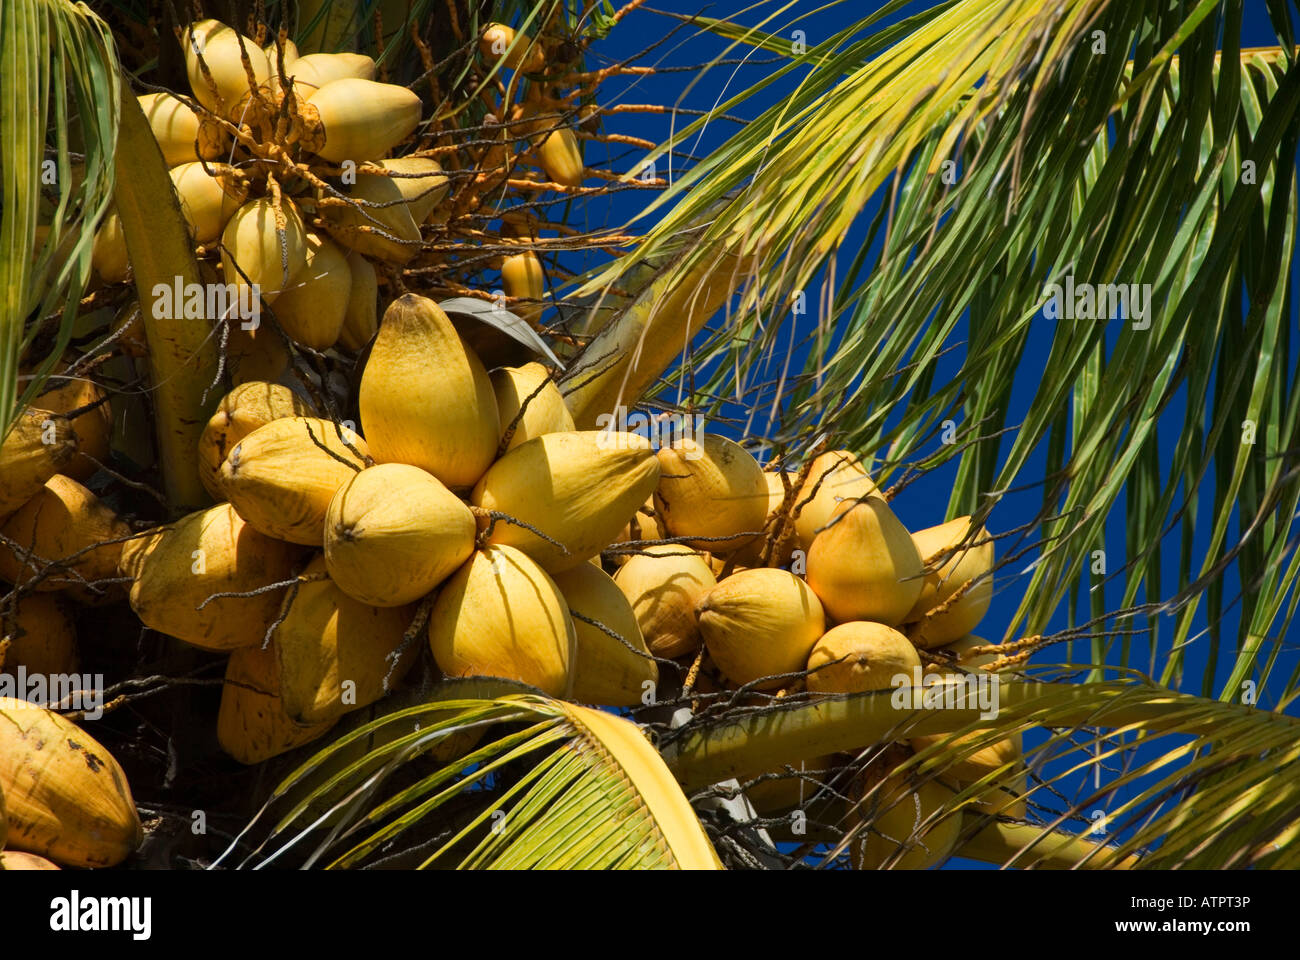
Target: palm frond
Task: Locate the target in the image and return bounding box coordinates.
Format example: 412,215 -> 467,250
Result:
0,0 -> 118,437
219,679 -> 721,870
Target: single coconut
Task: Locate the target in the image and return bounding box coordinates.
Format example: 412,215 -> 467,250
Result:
324,463 -> 476,607
0,698 -> 141,868
491,362 -> 574,451
218,416 -> 369,546
27,374 -> 112,482
378,156 -> 448,223
613,544 -> 716,658
479,23 -> 546,72
170,161 -> 244,246
654,435 -> 768,553
220,196 -> 308,304
183,19 -> 270,119
805,497 -> 923,625
273,230 -> 353,349
91,212 -> 129,283
501,250 -> 545,323
137,92 -> 211,167
306,77 -> 422,164
273,51 -> 374,94
696,568 -> 825,690
853,770 -> 961,870
123,503 -> 307,651
273,556 -> 419,724
793,449 -> 882,550
0,408 -> 77,515
0,475 -> 131,597
197,380 -> 317,500
359,294 -> 500,489
904,516 -> 994,649
609,497 -> 664,563
321,170 -> 422,264
805,621 -> 920,694
217,641 -> 336,765
428,545 -> 575,697
536,127 -> 584,187
0,593 -> 77,676
472,431 -> 661,572
338,250 -> 378,350
551,562 -> 657,707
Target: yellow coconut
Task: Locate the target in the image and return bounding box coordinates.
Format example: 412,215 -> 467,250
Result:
793,449 -> 882,550
324,463 -> 476,607
655,435 -> 769,553
806,621 -> 919,694
220,196 -> 308,303
217,641 -> 337,765
273,556 -> 418,725
0,408 -> 77,515
551,563 -> 657,707
91,211 -> 128,283
609,497 -> 664,562
321,170 -> 423,264
904,516 -> 994,649
747,756 -> 838,815
921,634 -> 1010,680
732,469 -> 799,565
378,156 -> 448,223
805,498 -> 923,625
428,544 -> 575,697
123,503 -> 306,651
479,22 -> 546,72
170,161 -> 244,246
0,698 -> 141,868
307,77 -> 422,164
197,380 -> 317,500
273,230 -> 352,349
501,250 -> 545,323
0,594 -> 77,676
472,431 -> 661,572
27,374 -> 112,481
218,416 -> 370,546
0,475 -> 131,596
911,729 -> 1024,785
274,51 -> 374,94
137,92 -> 216,167
536,127 -> 584,187
491,362 -> 574,451
0,850 -> 61,870
338,250 -> 378,350
225,317 -> 292,384
264,35 -> 300,71
696,568 -> 825,690
183,19 -> 271,119
359,294 -> 499,488
613,544 -> 715,659
854,772 -> 961,870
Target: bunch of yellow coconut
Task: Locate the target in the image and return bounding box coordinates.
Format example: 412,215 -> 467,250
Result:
114,293 -> 662,767
615,439 -> 1023,868
92,18 -> 449,360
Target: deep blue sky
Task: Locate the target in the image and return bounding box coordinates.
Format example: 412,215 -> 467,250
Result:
565,1 -> 1299,862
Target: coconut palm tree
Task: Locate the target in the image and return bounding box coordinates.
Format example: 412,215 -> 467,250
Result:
5,0 -> 1299,869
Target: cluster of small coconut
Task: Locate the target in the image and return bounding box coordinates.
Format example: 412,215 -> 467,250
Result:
90,19 -> 586,359
605,437 -> 1023,867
